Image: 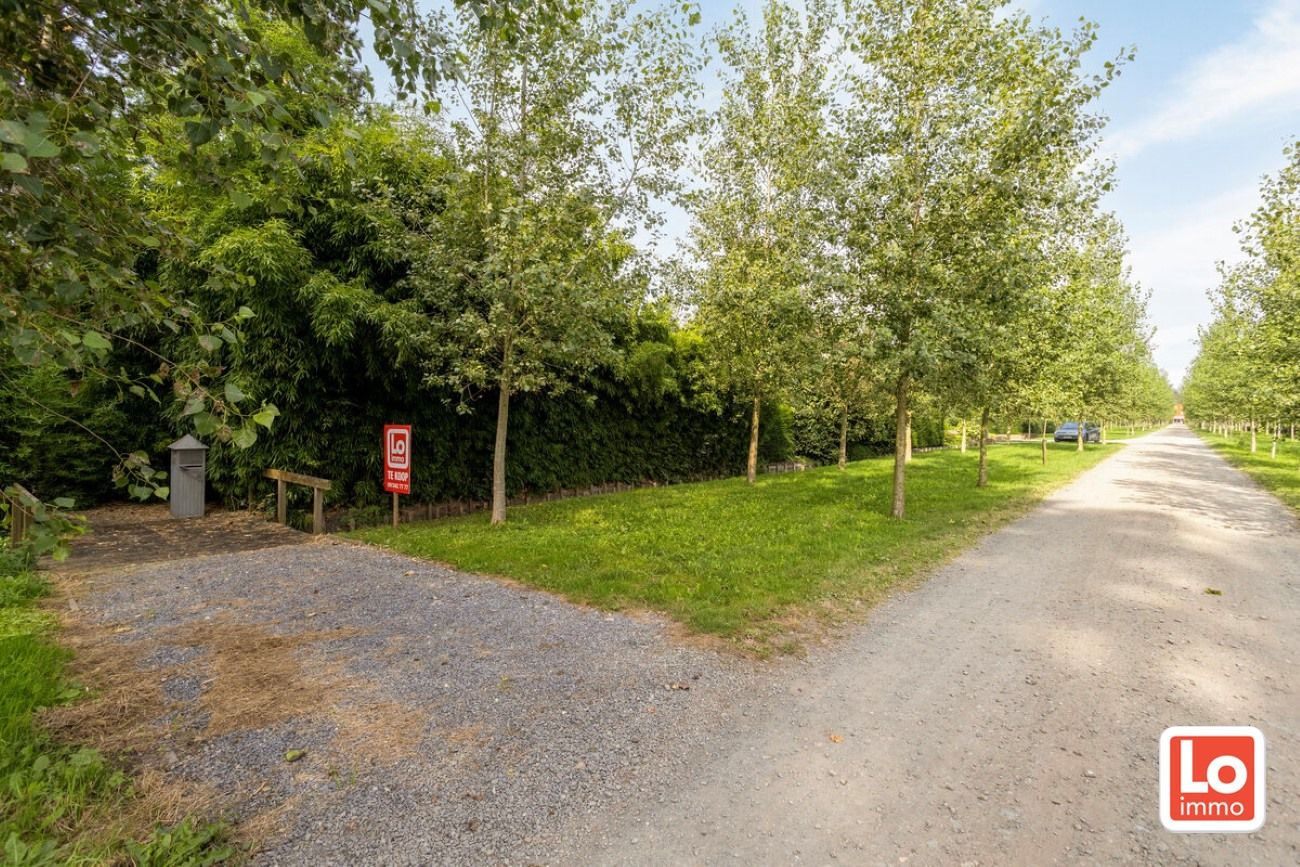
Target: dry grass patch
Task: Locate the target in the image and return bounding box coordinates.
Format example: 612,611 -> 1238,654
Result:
329,699 -> 428,763
34,567 -> 446,860
36,611 -> 168,757
176,618 -> 363,736
44,602 -> 436,772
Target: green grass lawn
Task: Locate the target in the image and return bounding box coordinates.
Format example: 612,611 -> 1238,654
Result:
352,442 -> 1119,653
0,550 -> 230,865
1197,431 -> 1300,515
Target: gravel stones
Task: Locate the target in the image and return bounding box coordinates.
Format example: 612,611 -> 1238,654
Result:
68,538 -> 766,865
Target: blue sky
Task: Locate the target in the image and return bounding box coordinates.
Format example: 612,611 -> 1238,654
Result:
1024,0 -> 1300,385
364,0 -> 1300,385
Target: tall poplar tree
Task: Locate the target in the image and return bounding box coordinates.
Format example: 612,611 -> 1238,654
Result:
840,0 -> 1121,517
409,1 -> 702,523
685,0 -> 836,483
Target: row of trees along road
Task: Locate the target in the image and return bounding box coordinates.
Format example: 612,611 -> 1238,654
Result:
1183,141 -> 1300,450
2,0 -> 1173,532
684,0 -> 1171,517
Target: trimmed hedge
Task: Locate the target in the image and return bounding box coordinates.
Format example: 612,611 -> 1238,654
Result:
1,342 -> 798,510
791,406 -> 944,464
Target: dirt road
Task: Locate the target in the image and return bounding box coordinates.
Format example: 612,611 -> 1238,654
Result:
561,427 -> 1299,865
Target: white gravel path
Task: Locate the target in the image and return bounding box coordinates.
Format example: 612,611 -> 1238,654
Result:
554,426 -> 1300,865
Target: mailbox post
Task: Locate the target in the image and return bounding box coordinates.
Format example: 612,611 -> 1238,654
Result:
168,434 -> 209,518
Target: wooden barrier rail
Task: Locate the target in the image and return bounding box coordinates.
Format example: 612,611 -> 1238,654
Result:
264,469 -> 332,535
4,484 -> 35,545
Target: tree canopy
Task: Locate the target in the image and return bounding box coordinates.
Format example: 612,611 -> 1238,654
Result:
2,0 -> 1176,534
1184,141 -> 1300,440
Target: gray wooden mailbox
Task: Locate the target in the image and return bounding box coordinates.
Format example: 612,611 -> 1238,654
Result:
168,434 -> 209,518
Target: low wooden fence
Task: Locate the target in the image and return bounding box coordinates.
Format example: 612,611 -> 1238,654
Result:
265,469 -> 332,534
3,484 -> 35,545
766,460 -> 817,474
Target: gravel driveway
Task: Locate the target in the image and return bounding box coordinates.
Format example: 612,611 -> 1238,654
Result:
560,427 -> 1300,865
55,427 -> 1299,865
56,535 -> 764,865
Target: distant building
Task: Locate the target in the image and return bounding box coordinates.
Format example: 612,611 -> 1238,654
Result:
1173,403 -> 1185,424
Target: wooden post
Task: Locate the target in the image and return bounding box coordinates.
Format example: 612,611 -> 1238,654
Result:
6,486 -> 35,545
264,469 -> 332,532
392,492 -> 399,528
312,487 -> 324,535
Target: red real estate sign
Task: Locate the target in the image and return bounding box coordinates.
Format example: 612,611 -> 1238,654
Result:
383,424 -> 412,495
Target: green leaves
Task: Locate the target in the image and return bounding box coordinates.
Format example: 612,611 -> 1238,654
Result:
0,116 -> 60,160
252,405 -> 280,429
0,120 -> 24,145
81,332 -> 112,352
185,119 -> 215,147
192,412 -> 219,436
402,0 -> 703,521
688,1 -> 832,422
23,136 -> 59,159
1186,143 -> 1300,427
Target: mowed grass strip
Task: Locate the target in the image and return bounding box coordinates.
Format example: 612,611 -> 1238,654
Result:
0,559 -> 231,864
352,442 -> 1118,652
1197,431 -> 1300,515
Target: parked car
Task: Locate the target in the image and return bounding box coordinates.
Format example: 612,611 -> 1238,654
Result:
1054,422 -> 1100,443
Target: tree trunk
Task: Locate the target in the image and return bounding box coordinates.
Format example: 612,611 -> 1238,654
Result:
891,375 -> 908,519
490,382 -> 511,525
960,420 -> 967,453
1100,421 -> 1107,445
747,395 -> 761,484
1041,418 -> 1048,465
838,405 -> 848,470
1271,436 -> 1278,460
1077,415 -> 1084,452
1250,415 -> 1257,453
977,406 -> 990,488
904,410 -> 913,463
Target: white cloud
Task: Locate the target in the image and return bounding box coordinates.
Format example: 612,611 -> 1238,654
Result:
1106,0 -> 1300,161
1126,184 -> 1259,382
